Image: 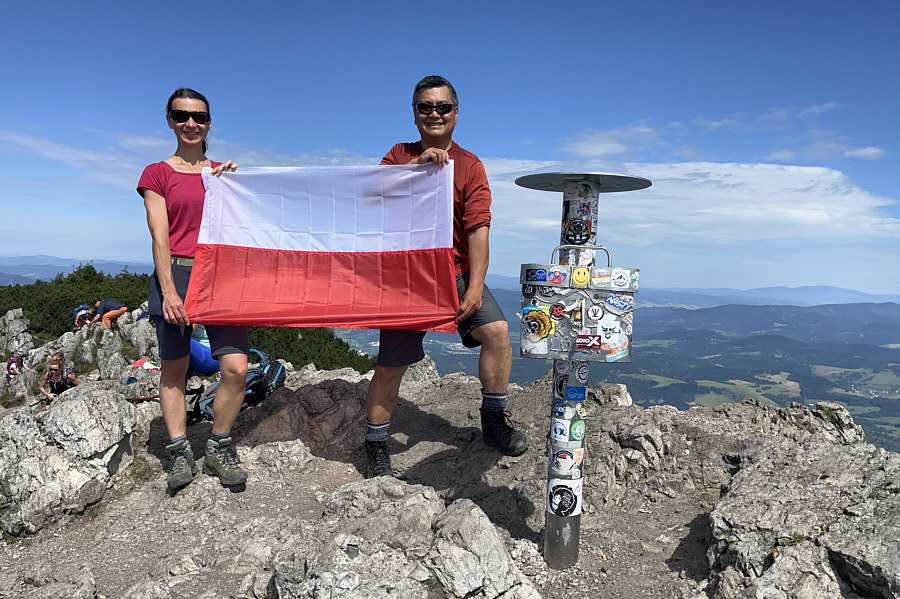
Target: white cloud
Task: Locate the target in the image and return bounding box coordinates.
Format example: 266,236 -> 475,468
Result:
764,149 -> 797,161
844,146 -> 888,160
691,117 -> 742,130
799,102 -> 838,118
484,160 -> 900,253
560,124 -> 662,158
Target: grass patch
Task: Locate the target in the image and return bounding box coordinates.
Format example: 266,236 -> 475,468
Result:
2,532 -> 32,547
129,455 -> 155,481
785,533 -> 805,547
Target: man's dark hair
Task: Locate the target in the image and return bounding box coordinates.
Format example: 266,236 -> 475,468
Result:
412,75 -> 458,106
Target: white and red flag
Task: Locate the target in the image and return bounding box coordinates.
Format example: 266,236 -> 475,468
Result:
184,164 -> 458,333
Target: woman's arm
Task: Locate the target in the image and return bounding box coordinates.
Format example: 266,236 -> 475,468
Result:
68,373 -> 82,386
38,372 -> 53,399
142,189 -> 189,326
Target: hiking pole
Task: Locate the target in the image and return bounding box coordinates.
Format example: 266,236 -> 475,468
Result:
515,172 -> 650,569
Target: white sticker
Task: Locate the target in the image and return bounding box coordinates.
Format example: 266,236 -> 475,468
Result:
546,478 -> 583,517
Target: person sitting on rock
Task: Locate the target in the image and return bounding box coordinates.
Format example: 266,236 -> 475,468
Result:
6,354 -> 35,382
38,357 -> 82,408
88,298 -> 128,328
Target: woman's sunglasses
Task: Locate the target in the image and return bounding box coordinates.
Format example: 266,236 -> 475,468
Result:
414,103 -> 456,116
169,110 -> 210,125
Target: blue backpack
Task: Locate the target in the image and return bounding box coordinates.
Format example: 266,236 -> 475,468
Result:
73,304 -> 90,316
186,349 -> 286,424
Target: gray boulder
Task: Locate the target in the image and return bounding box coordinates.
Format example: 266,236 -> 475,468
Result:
0,308 -> 33,355
0,381 -> 137,534
707,443 -> 900,598
118,315 -> 158,362
273,477 -> 541,599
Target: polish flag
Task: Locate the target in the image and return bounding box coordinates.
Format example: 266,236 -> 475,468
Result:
183,164 -> 458,333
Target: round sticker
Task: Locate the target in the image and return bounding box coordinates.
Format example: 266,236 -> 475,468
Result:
554,374 -> 569,400
574,361 -> 590,383
547,480 -> 583,517
572,267 -> 590,287
564,219 -> 591,245
554,360 -> 571,375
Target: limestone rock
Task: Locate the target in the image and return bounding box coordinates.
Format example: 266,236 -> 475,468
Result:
707,443 -> 900,598
119,316 -> 159,361
273,477 -> 540,599
20,562 -> 97,599
0,308 -> 33,355
403,355 -> 440,381
0,382 -> 137,534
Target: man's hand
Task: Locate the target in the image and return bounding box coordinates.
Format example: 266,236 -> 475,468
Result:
456,287 -> 483,323
413,148 -> 451,166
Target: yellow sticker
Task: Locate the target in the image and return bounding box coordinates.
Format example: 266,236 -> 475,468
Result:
572,267 -> 590,288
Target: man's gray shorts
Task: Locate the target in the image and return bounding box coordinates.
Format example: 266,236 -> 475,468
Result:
376,272 -> 507,367
153,317 -> 249,361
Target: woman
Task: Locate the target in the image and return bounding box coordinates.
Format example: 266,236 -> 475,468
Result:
137,88 -> 249,492
38,356 -> 81,408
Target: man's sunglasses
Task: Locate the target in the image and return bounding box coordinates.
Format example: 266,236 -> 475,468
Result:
168,110 -> 210,124
414,103 -> 457,116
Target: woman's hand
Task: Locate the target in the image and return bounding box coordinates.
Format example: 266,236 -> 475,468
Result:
162,292 -> 190,326
212,160 -> 238,176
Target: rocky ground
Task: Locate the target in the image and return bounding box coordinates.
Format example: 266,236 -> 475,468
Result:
1,307 -> 898,598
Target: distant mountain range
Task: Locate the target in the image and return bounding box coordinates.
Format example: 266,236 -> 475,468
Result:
0,255 -> 155,286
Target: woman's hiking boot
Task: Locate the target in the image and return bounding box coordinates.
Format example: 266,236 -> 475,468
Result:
203,436 -> 248,486
481,409 -> 528,456
364,440 -> 393,478
165,438 -> 198,490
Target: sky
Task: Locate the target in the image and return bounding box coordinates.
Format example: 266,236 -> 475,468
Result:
1,1 -> 898,295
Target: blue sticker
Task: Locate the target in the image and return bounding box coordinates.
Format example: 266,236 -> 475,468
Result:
552,399 -> 567,418
565,386 -> 587,402
526,269 -> 547,282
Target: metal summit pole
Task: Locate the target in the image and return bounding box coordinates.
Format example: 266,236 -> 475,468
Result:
515,172 -> 651,569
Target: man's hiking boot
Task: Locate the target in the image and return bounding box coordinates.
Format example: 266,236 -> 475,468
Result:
364,440 -> 393,478
165,438 -> 198,490
203,436 -> 248,486
481,410 -> 528,456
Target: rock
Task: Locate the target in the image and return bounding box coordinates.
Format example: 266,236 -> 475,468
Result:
273,477 -> 540,599
238,372 -> 370,459
0,308 -> 33,355
119,316 -> 158,361
403,355 -> 440,381
0,381 -> 137,534
20,562 -> 97,599
707,443 -> 899,598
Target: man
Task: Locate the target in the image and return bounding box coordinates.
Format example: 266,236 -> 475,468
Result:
89,298 -> 128,327
364,75 -> 527,478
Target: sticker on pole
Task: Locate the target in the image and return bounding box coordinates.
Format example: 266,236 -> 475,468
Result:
549,448 -> 584,478
550,418 -> 570,442
547,478 -> 583,517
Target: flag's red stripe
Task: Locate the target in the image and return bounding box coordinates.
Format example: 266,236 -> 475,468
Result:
184,244 -> 459,333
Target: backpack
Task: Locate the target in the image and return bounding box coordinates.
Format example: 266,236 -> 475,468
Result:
73,304 -> 90,316
186,349 -> 286,424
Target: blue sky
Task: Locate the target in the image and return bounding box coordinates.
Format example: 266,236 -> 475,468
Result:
1,1 -> 898,294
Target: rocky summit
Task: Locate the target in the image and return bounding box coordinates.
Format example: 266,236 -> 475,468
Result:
0,307 -> 897,599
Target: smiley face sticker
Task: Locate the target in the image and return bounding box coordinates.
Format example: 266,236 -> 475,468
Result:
572,267 -> 590,288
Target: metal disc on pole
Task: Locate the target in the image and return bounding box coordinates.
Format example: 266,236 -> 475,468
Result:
515,172 -> 651,193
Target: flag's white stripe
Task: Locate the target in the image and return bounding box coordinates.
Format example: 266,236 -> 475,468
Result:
199,164 -> 454,253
